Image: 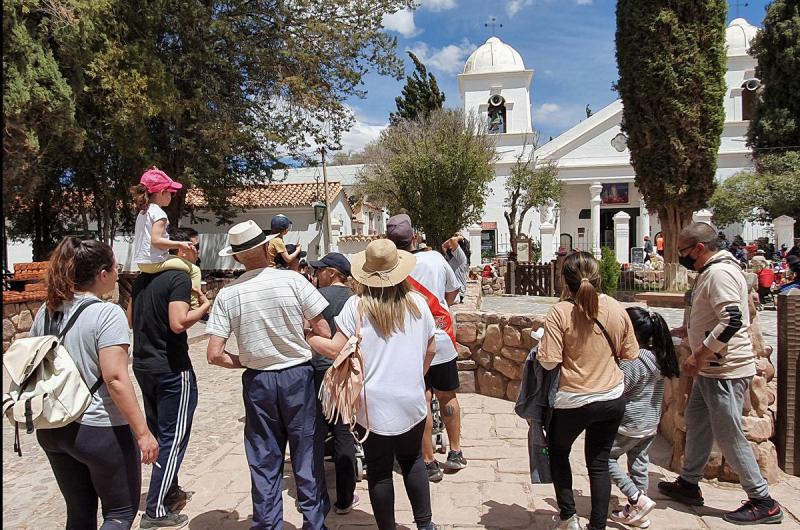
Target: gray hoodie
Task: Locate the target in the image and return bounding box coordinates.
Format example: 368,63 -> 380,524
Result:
618,348 -> 664,438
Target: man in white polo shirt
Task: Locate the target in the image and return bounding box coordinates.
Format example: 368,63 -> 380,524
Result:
205,220 -> 332,529
386,214 -> 467,483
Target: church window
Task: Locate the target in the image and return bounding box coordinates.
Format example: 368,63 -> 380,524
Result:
740,79 -> 760,121
487,95 -> 507,134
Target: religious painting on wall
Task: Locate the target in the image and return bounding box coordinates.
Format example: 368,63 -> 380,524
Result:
601,183 -> 629,205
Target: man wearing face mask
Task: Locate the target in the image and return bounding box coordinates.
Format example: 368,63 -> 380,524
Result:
658,222 -> 784,525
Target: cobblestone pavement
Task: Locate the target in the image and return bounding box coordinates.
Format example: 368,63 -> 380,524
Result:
4,335 -> 799,529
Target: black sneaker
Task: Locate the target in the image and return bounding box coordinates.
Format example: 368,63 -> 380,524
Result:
657,477 -> 704,506
722,498 -> 784,525
426,460 -> 443,483
444,450 -> 467,470
140,512 -> 189,529
164,486 -> 192,512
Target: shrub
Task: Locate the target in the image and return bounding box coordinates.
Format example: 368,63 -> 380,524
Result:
600,246 -> 621,295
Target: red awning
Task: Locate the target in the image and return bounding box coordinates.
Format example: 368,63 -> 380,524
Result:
481,222 -> 497,230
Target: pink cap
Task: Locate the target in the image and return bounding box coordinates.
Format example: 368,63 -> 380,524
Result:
139,167 -> 183,194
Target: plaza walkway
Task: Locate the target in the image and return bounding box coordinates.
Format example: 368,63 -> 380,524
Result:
3,333 -> 799,529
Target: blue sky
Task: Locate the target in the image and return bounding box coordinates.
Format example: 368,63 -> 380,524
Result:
337,0 -> 772,153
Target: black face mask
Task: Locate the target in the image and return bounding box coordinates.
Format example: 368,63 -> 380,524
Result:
679,254 -> 696,271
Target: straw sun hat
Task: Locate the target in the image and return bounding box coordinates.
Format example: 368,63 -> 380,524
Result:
218,220 -> 277,257
351,239 -> 416,288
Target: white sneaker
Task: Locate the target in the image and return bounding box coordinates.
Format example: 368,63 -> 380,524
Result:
610,494 -> 656,526
551,514 -> 583,530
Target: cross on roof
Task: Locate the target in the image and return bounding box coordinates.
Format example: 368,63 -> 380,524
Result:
731,0 -> 749,18
485,16 -> 503,36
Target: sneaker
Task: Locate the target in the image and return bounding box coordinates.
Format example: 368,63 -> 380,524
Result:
335,494 -> 360,515
164,487 -> 192,512
551,514 -> 583,530
610,494 -> 656,526
722,498 -> 784,525
140,512 -> 189,529
657,477 -> 704,506
426,460 -> 443,483
444,450 -> 467,471
417,523 -> 441,530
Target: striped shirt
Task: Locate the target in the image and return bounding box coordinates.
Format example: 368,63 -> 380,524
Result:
206,268 -> 328,370
618,348 -> 664,438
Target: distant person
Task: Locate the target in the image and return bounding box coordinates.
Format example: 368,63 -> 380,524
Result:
266,214 -> 302,268
206,220 -> 332,529
538,251 -> 640,530
643,235 -> 653,255
655,234 -> 665,257
756,265 -> 775,303
777,256 -> 800,294
31,238 -> 158,530
718,231 -> 731,251
788,237 -> 800,259
307,239 -> 440,530
660,222 -> 784,525
443,234 -> 469,303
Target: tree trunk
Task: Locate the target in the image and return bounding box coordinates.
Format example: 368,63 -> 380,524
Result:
658,205 -> 693,292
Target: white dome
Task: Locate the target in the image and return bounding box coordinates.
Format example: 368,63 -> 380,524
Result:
463,37 -> 525,74
726,18 -> 758,56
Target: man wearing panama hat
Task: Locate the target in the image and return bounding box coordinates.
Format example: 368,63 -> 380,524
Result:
205,220 -> 333,529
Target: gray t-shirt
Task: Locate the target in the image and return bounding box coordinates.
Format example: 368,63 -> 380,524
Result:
30,294 -> 131,427
446,245 -> 469,297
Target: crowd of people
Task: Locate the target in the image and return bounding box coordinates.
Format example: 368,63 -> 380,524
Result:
21,168 -> 796,530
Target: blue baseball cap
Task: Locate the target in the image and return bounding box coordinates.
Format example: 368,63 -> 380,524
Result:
309,252 -> 351,277
270,214 -> 292,233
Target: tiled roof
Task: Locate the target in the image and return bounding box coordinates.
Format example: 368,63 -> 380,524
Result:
186,182 -> 345,209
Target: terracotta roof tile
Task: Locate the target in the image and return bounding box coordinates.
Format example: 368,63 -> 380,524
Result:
186,182 -> 345,209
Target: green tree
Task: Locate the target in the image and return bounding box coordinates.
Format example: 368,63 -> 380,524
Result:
747,0 -> 800,155
616,0 -> 727,270
389,51 -> 445,125
357,109 -> 496,248
710,152 -> 800,227
600,246 -> 621,295
503,134 -> 562,246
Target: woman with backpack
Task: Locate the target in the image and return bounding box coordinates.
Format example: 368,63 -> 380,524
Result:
29,237 -> 158,530
307,239 -> 441,530
537,251 -> 640,530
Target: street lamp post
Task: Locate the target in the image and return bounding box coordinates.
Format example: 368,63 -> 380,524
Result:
320,147 -> 333,255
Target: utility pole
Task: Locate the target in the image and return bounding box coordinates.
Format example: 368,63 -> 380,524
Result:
320,147 -> 333,255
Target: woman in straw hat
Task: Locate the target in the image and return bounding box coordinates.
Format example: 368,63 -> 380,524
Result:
307,239 -> 441,530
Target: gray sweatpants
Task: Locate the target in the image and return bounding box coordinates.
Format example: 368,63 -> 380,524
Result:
609,434 -> 655,502
681,375 -> 770,500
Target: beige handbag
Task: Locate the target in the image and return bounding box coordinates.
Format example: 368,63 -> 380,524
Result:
318,311 -> 370,442
2,300 -> 103,455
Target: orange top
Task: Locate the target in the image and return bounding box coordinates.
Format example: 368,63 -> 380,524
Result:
656,236 -> 664,251
538,295 -> 639,393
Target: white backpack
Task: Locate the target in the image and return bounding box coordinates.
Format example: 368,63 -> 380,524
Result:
2,300 -> 104,455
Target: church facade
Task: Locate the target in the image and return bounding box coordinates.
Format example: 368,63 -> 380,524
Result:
460,18 -> 766,265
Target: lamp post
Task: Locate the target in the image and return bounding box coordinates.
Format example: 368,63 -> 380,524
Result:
313,201 -> 327,223
320,147 -> 333,255
552,204 -> 561,254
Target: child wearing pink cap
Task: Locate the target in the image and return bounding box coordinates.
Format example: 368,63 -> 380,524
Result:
130,167 -> 201,304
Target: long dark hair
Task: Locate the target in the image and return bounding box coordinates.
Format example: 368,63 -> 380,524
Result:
46,237 -> 115,311
561,251 -> 601,320
625,307 -> 680,379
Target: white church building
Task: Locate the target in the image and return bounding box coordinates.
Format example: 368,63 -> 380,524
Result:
455,17 -> 767,265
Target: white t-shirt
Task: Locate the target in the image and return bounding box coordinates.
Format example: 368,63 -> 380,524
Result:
411,251 -> 460,366
335,292 -> 436,436
206,268 -> 329,370
133,203 -> 170,264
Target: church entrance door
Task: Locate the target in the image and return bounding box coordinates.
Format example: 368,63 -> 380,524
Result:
599,207 -> 639,252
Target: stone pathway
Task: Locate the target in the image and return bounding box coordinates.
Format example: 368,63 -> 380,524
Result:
3,337 -> 799,529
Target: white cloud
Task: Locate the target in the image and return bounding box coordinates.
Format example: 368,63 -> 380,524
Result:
506,0 -> 533,18
576,0 -> 593,4
340,119 -> 387,154
534,102 -> 585,130
409,39 -> 478,75
417,0 -> 457,11
382,9 -> 420,38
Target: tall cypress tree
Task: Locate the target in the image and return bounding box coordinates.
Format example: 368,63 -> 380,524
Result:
747,0 -> 800,157
616,0 -> 727,269
390,52 -> 445,125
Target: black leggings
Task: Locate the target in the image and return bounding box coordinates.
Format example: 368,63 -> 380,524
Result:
37,422 -> 141,530
361,420 -> 431,530
548,397 -> 625,530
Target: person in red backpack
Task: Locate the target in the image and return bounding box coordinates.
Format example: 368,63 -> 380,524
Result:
756,265 -> 775,303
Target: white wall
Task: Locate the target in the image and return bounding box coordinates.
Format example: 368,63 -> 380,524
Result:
460,71 -> 533,134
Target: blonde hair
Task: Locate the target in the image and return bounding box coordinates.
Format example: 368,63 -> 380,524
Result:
561,251 -> 601,320
355,279 -> 421,338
